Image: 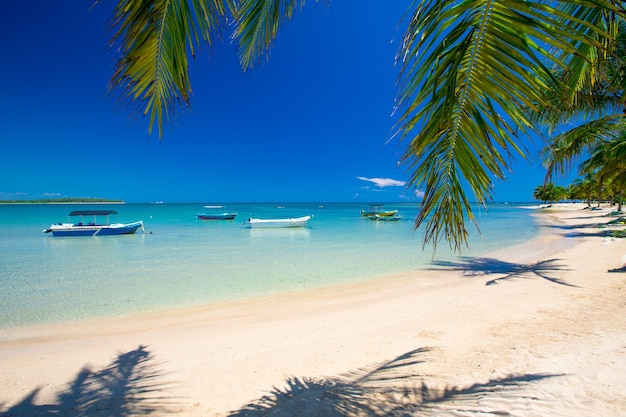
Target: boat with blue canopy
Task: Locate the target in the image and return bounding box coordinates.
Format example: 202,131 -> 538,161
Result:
43,210 -> 144,236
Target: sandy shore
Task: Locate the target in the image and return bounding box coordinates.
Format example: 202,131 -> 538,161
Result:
1,203 -> 625,416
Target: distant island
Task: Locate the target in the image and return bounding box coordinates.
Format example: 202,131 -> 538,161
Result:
0,198 -> 125,204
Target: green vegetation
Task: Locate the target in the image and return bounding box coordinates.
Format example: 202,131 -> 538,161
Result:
0,198 -> 124,204
532,15 -> 626,213
533,173 -> 625,210
532,184 -> 569,205
100,1 -> 626,251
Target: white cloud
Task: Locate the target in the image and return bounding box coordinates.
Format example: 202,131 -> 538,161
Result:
356,176 -> 406,188
0,191 -> 63,200
0,191 -> 26,200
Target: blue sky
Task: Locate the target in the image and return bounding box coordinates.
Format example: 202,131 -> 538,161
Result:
0,2 -> 561,203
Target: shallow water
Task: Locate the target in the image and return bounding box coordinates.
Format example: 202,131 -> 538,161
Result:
0,202 -> 539,328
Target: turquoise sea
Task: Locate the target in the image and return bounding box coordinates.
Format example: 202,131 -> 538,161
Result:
0,203 -> 540,329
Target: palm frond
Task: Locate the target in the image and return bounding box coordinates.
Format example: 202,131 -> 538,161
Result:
541,114 -> 625,180
233,0 -> 308,70
580,135 -> 626,179
535,6 -> 623,130
395,0 -> 620,252
550,3 -> 620,98
104,0 -> 232,138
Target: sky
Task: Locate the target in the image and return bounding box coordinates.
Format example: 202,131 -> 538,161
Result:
0,2 -> 566,203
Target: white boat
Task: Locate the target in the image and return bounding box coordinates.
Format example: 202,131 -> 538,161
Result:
244,215 -> 311,228
44,210 -> 144,236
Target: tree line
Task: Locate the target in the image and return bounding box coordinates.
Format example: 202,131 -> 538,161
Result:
533,182 -> 624,212
0,198 -> 124,204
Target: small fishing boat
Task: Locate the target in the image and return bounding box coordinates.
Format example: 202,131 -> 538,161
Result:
244,215 -> 311,228
44,210 -> 144,236
367,213 -> 402,222
360,204 -> 398,217
196,205 -> 238,220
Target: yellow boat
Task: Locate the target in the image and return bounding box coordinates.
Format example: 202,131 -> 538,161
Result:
360,204 -> 398,217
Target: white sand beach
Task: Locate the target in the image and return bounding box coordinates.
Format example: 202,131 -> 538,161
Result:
1,203 -> 625,416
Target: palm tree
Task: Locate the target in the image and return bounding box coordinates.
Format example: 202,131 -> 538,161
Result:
580,136 -> 626,211
610,137 -> 626,211
539,17 -> 626,185
391,1 -> 625,251
569,174 -> 596,207
102,0 -> 625,252
539,17 -> 626,211
533,183 -> 568,205
533,184 -> 553,204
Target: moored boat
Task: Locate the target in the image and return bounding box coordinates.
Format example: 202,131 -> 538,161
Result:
44,210 -> 144,236
244,215 -> 311,228
196,206 -> 238,220
367,213 -> 402,221
360,204 -> 398,217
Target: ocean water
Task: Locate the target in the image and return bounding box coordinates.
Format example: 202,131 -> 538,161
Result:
0,203 -> 540,328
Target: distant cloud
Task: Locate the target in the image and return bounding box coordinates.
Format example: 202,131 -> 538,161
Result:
398,189 -> 425,200
0,191 -> 62,200
356,177 -> 406,188
0,191 -> 27,200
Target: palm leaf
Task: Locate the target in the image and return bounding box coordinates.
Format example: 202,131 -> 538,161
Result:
233,0 -> 309,70
104,0 -> 233,137
535,8 -> 623,130
395,0 -> 620,252
542,114 -> 625,181
534,9 -> 626,182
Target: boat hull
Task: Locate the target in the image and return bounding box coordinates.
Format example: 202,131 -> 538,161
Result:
367,214 -> 401,221
245,215 -> 311,228
47,221 -> 144,236
361,209 -> 398,217
196,213 -> 237,220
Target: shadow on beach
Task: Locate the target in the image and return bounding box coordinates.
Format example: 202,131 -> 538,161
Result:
227,347 -> 561,417
544,222 -> 621,238
0,345 -> 181,417
545,221 -> 605,231
428,257 -> 575,286
0,346 -> 563,417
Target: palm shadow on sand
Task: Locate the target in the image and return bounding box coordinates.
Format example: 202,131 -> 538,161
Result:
428,257 -> 576,286
608,264 -> 626,272
0,346 -> 563,417
0,345 -> 181,417
227,347 -> 561,417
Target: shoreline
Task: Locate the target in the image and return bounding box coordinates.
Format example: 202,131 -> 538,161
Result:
0,203 -> 538,334
0,204 -> 549,340
1,203 -> 625,416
